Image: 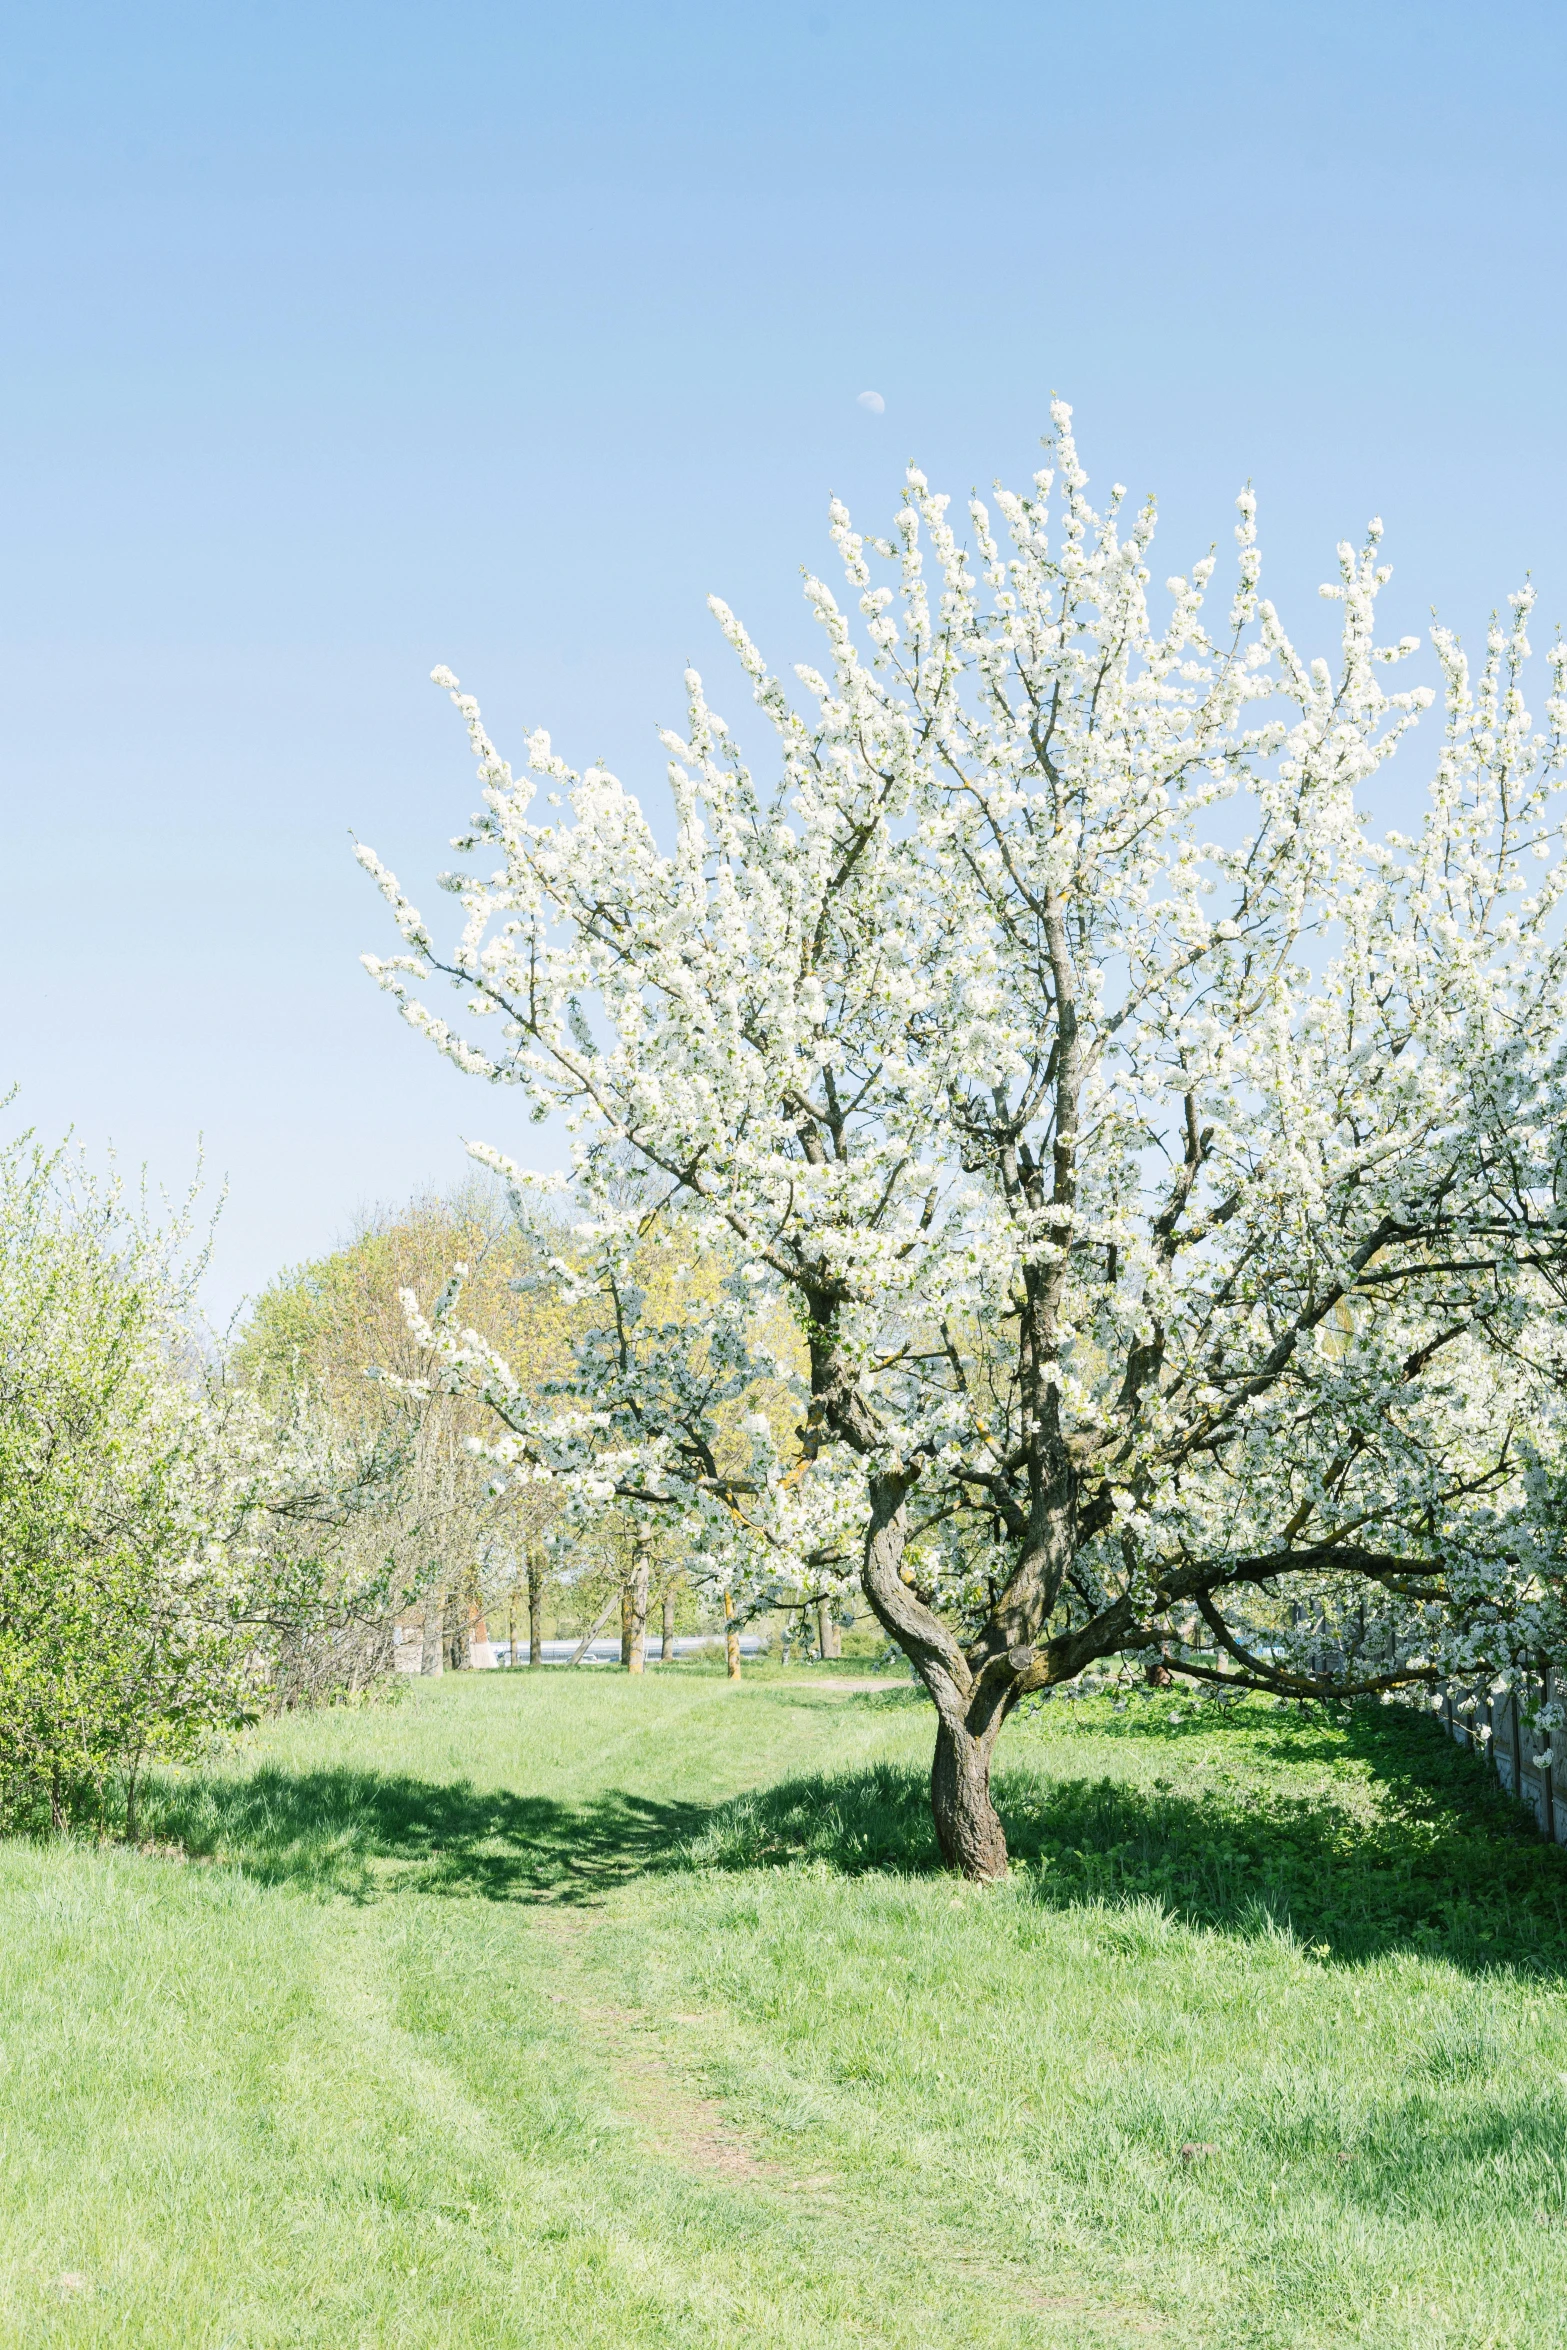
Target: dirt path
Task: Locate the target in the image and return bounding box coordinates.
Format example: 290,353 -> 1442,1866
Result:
533,1902 -> 776,2183
528,1897 -> 1172,2344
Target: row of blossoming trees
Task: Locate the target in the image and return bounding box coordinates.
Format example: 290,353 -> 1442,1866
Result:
359,402 -> 1567,1877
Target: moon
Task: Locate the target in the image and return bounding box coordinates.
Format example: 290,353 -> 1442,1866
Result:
856,390 -> 885,415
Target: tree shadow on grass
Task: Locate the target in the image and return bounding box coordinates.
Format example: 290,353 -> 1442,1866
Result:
141,1765 -> 711,1905
124,1686 -> 924,1903
133,1698 -> 1567,1972
681,1706 -> 1567,1977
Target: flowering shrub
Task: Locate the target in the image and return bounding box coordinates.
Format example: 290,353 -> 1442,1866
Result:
362,407 -> 1567,1874
0,1137 -> 256,1830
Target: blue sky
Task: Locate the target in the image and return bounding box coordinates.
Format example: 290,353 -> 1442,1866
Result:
4,0 -> 1567,1315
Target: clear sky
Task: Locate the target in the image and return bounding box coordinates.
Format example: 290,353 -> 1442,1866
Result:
5,0 -> 1567,1317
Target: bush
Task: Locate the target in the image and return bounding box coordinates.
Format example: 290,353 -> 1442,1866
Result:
0,1134 -> 253,1832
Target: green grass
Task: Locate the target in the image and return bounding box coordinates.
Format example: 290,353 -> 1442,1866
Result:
6,1674 -> 1567,2346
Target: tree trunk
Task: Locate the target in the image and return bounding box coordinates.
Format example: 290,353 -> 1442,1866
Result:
444,1586 -> 468,1671
857,1464 -> 1018,1880
817,1601 -> 841,1661
125,1760 -> 141,1845
661,1579 -> 676,1661
620,1580 -> 633,1669
568,1588 -> 620,1665
724,1589 -> 741,1681
930,1717 -> 1009,1880
421,1589 -> 445,1674
528,1548 -> 545,1668
627,1542 -> 650,1675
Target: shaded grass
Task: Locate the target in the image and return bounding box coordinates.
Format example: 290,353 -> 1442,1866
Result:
7,1675 -> 1567,2345
148,1762 -> 712,1900
136,1675 -> 929,1902
145,1674 -> 1567,1975
685,1695 -> 1567,1971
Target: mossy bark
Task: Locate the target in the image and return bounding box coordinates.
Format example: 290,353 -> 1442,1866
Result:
929,1719 -> 1009,1879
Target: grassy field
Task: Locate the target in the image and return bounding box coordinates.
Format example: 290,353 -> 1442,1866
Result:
5,1668 -> 1567,2347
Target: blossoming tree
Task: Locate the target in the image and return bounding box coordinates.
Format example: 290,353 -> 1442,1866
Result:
360,406 -> 1567,1877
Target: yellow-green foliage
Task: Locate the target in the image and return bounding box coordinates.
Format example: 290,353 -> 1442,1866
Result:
239,1180 -> 577,1424
238,1183 -> 585,1636
0,1137 -> 252,1820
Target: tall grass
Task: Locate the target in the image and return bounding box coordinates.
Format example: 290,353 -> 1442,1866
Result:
3,1673 -> 1566,2344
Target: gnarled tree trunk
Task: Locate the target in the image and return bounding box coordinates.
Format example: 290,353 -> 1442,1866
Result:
930,1717 -> 1008,1879
858,1467 -> 1016,1880
817,1600 -> 841,1660
661,1578 -> 677,1661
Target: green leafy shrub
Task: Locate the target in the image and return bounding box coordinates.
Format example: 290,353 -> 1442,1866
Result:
0,1134 -> 253,1830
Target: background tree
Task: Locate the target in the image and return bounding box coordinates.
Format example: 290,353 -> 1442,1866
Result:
394,1201 -> 821,1673
239,1182 -> 576,1685
362,407 -> 1567,1875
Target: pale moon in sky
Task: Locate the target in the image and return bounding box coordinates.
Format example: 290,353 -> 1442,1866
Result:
857,390 -> 885,414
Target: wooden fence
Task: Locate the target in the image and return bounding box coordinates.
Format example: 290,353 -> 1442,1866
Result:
1439,1671 -> 1567,1842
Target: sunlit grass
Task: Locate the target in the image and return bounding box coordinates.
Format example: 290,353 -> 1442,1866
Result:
4,1672 -> 1567,2344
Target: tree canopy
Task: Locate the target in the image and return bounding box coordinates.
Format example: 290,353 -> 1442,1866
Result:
362,405 -> 1567,1874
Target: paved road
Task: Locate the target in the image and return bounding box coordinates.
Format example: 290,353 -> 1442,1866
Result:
491,1636 -> 769,1664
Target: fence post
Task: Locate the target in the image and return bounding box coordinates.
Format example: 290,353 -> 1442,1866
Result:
1546,1667 -> 1561,1843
